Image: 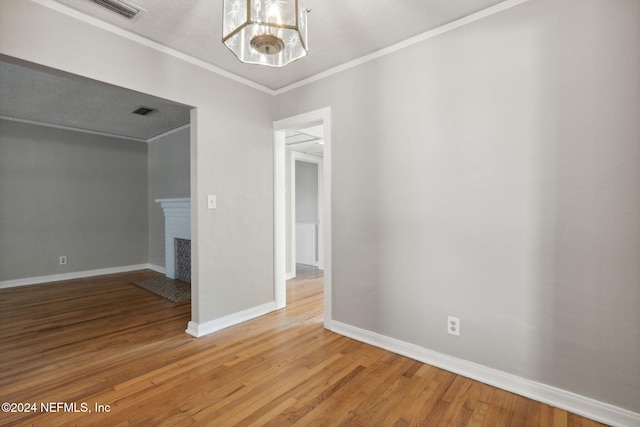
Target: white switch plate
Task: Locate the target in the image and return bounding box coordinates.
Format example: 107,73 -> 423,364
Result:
207,195 -> 216,209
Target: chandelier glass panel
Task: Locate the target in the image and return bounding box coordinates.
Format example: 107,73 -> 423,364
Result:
223,0 -> 308,67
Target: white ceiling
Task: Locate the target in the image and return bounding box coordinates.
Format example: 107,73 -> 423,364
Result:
50,0 -> 507,91
1,0 -> 509,140
286,125 -> 324,157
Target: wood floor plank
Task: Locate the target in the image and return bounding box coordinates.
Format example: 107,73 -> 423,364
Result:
0,267 -> 610,426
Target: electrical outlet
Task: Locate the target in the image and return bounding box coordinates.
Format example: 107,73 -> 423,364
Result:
447,316 -> 460,336
59,256 -> 67,265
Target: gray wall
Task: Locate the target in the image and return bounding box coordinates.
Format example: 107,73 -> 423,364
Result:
148,126 -> 191,268
274,0 -> 640,413
295,160 -> 318,224
0,118 -> 148,281
1,0 -> 275,327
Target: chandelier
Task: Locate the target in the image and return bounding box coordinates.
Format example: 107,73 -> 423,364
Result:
222,0 -> 309,67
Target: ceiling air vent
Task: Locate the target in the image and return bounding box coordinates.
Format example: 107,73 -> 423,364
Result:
86,0 -> 140,19
131,106 -> 157,116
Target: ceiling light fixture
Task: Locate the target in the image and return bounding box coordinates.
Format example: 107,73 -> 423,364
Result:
222,0 -> 309,67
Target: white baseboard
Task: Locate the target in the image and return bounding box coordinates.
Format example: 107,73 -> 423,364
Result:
0,263 -> 161,289
186,302 -> 277,338
331,321 -> 640,427
147,264 -> 166,274
286,272 -> 296,280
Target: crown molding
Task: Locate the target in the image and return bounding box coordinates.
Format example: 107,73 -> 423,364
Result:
147,123 -> 191,143
30,0 -> 531,97
30,0 -> 276,95
0,115 -> 149,142
274,0 -> 532,95
1,115 -> 189,143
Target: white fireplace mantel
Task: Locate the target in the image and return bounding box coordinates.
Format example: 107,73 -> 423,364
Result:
156,198 -> 191,279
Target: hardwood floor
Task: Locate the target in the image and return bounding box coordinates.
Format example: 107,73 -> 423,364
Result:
0,268 -> 606,426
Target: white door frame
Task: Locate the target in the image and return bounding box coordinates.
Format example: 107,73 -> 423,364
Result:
273,107 -> 332,330
291,151 -> 324,273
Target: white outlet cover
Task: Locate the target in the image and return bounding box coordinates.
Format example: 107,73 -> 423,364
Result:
448,316 -> 460,336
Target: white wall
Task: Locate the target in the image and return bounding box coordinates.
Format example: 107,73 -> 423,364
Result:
275,0 -> 640,415
0,0 -> 275,327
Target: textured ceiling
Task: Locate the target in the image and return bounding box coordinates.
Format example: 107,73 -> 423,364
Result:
1,0 -> 510,139
0,58 -> 192,140
50,0 -> 507,91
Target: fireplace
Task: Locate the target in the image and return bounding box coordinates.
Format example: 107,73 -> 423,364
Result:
175,238 -> 191,283
156,198 -> 191,280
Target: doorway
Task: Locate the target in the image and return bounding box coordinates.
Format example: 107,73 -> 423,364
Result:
273,107 -> 332,330
290,144 -> 324,275
0,57 -> 196,329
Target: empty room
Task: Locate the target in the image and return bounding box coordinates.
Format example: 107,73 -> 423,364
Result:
0,0 -> 638,425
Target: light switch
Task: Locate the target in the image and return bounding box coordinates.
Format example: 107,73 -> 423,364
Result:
207,195 -> 216,209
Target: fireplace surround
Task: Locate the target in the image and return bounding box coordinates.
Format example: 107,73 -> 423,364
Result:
156,198 -> 191,280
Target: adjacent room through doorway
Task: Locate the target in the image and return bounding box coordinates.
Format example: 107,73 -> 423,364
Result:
273,108 -> 332,329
